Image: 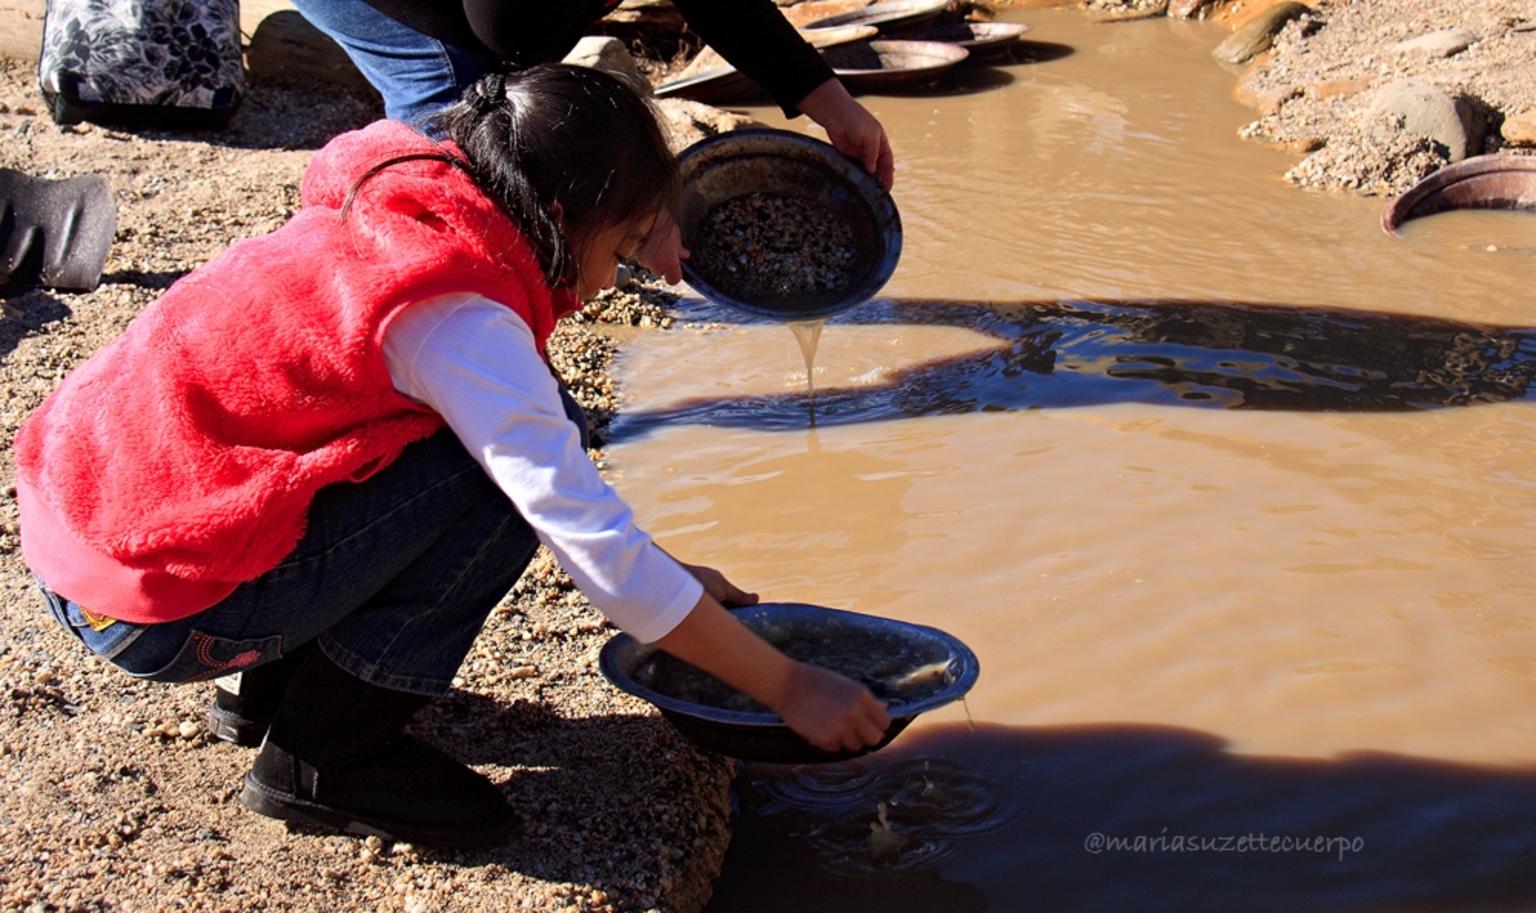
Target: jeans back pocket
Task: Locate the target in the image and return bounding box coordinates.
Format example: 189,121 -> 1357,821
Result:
128,630 -> 283,684
37,580 -> 146,662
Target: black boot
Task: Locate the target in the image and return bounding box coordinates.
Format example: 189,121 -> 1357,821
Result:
206,642 -> 318,747
239,651 -> 518,847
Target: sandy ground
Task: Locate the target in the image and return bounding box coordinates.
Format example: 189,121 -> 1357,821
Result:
1,0 -> 1531,910
1234,0 -> 1536,194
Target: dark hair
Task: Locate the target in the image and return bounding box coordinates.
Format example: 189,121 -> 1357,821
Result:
436,64 -> 679,287
342,65 -> 678,287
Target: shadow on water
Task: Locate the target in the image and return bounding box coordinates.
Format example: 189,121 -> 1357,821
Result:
848,64 -> 1018,99
609,298 -> 1536,442
1006,40 -> 1077,65
706,722 -> 1536,913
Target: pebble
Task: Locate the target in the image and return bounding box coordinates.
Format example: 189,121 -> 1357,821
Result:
1502,109 -> 1536,145
1088,0 -> 1168,23
1388,28 -> 1475,59
1168,0 -> 1217,18
691,192 -> 859,302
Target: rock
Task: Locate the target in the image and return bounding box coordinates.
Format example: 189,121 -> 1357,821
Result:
1309,76 -> 1373,100
1234,81 -> 1299,116
1212,1 -> 1310,65
1168,0 -> 1217,19
1088,0 -> 1169,23
562,37 -> 650,97
1388,28 -> 1475,58
1367,79 -> 1486,162
1502,109 -> 1536,146
653,98 -> 762,154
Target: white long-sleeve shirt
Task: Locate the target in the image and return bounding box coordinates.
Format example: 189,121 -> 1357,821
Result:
381,292 -> 701,643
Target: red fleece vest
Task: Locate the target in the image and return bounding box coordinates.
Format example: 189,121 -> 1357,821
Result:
15,121 -> 578,622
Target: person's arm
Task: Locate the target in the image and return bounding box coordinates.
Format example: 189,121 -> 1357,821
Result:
669,0 -> 833,116
668,0 -> 896,189
656,591 -> 891,752
382,293 -> 889,749
385,293 -> 702,641
796,78 -> 896,189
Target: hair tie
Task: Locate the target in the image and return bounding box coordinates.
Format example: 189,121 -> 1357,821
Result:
473,73 -> 507,116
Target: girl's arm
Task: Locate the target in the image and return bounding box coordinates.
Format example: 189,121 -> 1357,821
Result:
383,294 -> 889,750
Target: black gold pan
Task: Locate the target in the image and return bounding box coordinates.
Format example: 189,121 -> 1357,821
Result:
599,603 -> 980,765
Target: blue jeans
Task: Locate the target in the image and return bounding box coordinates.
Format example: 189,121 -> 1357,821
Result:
292,0 -> 501,132
41,395 -> 588,697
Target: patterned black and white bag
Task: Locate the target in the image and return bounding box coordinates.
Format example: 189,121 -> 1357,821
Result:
38,0 -> 245,127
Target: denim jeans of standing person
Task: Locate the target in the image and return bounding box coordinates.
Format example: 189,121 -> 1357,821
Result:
292,0 -> 500,132
40,392 -> 590,696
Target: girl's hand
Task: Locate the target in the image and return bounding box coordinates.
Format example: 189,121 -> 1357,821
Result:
775,662 -> 892,753
651,581 -> 887,754
682,562 -> 759,608
796,78 -> 896,190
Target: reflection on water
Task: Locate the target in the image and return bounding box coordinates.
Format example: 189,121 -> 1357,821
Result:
611,297 -> 1536,440
707,724 -> 1536,913
737,754 -> 1016,876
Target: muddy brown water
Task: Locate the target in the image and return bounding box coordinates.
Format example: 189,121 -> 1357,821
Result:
608,10 -> 1536,910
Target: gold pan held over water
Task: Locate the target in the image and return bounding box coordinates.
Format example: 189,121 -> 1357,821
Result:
598,603 -> 979,764
676,129 -> 902,321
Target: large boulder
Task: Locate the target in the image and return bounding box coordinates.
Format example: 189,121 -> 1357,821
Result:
1367,79 -> 1487,162
563,36 -> 650,97
1212,1 -> 1309,65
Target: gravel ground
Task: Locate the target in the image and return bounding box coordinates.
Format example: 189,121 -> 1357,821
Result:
0,59 -> 730,913
1231,0 -> 1536,194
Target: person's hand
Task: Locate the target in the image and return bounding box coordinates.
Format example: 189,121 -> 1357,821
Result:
774,662 -> 891,753
796,77 -> 896,190
681,562 -> 759,608
633,208 -> 688,285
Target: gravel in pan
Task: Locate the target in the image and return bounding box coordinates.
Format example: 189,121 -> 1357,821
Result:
690,191 -> 859,301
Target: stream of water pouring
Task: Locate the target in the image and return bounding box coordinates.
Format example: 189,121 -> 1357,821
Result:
788,318 -> 827,427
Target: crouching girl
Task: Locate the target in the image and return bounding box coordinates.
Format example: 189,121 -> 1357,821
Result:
14,64 -> 889,848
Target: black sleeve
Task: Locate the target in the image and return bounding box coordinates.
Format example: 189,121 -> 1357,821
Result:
460,0 -> 611,65
668,0 -> 836,116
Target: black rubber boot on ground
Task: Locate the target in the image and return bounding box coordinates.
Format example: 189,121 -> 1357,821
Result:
206,642 -> 318,747
239,651 -> 518,847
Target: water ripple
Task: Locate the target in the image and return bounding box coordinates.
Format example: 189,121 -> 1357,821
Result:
744,755 -> 1018,874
